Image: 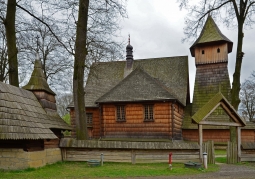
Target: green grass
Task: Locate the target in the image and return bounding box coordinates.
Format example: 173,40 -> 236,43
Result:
215,149 -> 226,155
215,157 -> 227,163
0,162 -> 219,179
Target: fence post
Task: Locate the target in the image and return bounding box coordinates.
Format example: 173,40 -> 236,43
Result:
101,153 -> 104,166
131,150 -> 136,164
169,153 -> 172,170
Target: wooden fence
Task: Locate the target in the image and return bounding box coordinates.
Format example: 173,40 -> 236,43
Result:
241,142 -> 255,162
60,138 -> 200,164
203,140 -> 215,164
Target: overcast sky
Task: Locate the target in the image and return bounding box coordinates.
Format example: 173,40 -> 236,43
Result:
119,0 -> 255,102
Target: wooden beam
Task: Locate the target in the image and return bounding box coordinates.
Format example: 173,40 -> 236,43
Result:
237,127 -> 241,163
220,102 -> 241,124
199,121 -> 242,126
199,124 -> 203,160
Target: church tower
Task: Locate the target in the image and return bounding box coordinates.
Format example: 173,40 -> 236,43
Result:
191,15 -> 233,120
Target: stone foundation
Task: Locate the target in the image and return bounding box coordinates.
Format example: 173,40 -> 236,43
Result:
0,148 -> 62,170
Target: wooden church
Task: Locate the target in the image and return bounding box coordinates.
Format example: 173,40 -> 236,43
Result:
69,15 -> 255,143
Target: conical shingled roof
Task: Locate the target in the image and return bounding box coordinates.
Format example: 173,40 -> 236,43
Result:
190,15 -> 233,57
23,60 -> 55,95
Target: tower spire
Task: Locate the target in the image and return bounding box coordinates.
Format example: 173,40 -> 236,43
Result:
36,35 -> 40,60
126,34 -> 133,69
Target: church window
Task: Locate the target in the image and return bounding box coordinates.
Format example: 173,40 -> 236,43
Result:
217,48 -> 220,53
86,113 -> 93,125
144,104 -> 154,121
116,105 -> 126,121
202,50 -> 204,54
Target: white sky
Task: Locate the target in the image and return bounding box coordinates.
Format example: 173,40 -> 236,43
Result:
120,0 -> 255,102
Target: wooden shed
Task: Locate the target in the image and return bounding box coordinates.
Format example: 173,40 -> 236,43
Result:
0,59 -> 71,170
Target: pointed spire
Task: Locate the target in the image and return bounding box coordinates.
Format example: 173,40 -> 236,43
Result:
36,35 -> 40,60
22,60 -> 55,95
190,15 -> 233,57
126,34 -> 133,69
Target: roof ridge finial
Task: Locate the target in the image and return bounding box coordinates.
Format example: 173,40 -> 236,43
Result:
36,35 -> 40,60
128,34 -> 130,45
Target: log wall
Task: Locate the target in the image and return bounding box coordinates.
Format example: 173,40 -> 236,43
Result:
173,103 -> 184,139
195,43 -> 228,65
86,108 -> 100,138
70,107 -> 100,138
182,129 -> 255,143
101,102 -> 184,139
70,102 -> 185,139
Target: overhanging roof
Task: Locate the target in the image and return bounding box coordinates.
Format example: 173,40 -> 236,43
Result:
96,67 -> 177,103
190,15 -> 233,57
81,56 -> 189,107
192,92 -> 246,127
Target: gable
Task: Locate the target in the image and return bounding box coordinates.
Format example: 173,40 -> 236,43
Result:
83,56 -> 189,107
96,67 -> 176,103
192,92 -> 245,127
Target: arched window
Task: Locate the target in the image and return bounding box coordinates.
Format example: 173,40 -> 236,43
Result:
202,50 -> 204,54
217,48 -> 220,53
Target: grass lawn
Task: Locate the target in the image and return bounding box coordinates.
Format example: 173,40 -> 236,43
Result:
0,162 -> 219,179
215,157 -> 227,163
215,149 -> 226,155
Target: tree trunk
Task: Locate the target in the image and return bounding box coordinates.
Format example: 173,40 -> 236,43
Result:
4,0 -> 19,86
230,20 -> 244,143
73,0 -> 90,140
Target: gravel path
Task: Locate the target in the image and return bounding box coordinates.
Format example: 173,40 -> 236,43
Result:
109,163 -> 255,179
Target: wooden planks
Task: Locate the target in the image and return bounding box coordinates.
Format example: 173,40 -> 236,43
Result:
203,140 -> 215,164
195,43 -> 228,65
63,148 -> 200,163
227,141 -> 237,164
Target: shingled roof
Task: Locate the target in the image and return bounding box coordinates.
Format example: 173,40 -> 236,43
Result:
0,82 -> 57,140
190,15 -> 233,57
192,92 -> 245,126
96,67 -> 177,103
44,109 -> 72,130
22,59 -> 71,131
82,56 -> 189,107
23,60 -> 55,95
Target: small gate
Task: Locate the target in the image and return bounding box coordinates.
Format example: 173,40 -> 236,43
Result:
227,141 -> 237,164
203,140 -> 215,164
